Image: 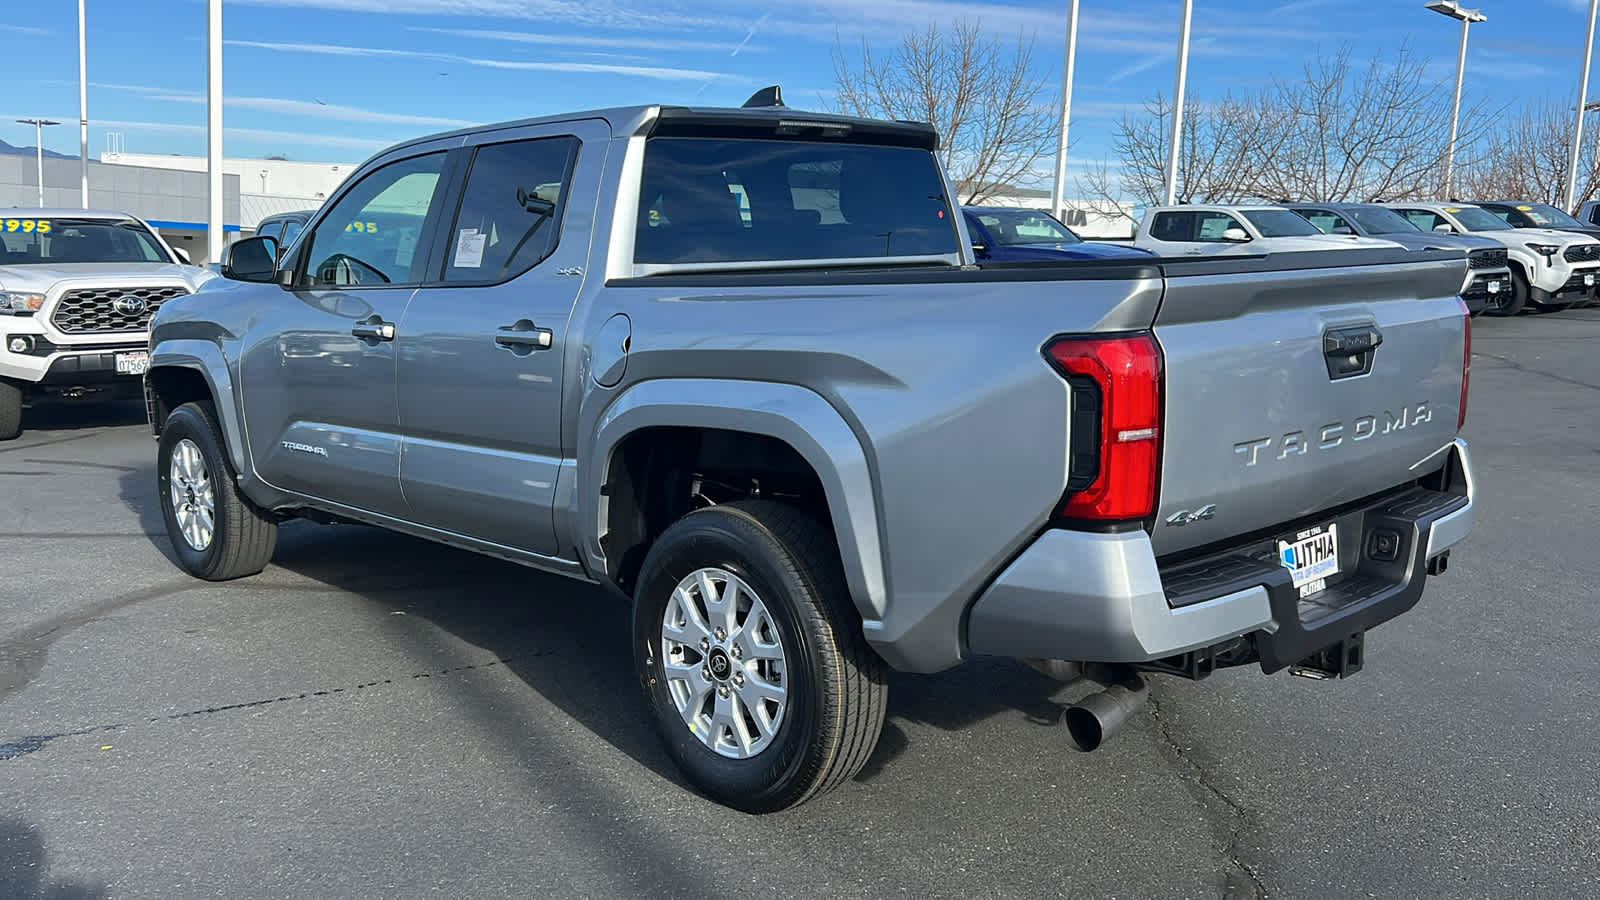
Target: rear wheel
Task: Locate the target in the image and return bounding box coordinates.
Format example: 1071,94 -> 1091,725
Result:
157,401 -> 278,580
632,500 -> 888,813
0,380 -> 21,440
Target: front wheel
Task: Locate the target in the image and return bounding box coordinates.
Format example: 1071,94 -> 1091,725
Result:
0,380 -> 21,440
631,501 -> 888,813
157,401 -> 278,580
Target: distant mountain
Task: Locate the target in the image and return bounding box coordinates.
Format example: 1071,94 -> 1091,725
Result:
0,139 -> 74,160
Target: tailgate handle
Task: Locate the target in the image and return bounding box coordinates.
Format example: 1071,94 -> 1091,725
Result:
1323,326 -> 1382,357
1322,323 -> 1383,380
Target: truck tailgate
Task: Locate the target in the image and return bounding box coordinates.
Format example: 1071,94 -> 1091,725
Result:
1150,250 -> 1468,558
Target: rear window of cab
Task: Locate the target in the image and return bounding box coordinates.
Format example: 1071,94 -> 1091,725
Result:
634,137 -> 960,266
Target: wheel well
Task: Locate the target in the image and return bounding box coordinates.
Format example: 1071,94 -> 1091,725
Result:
601,426 -> 833,593
146,366 -> 214,434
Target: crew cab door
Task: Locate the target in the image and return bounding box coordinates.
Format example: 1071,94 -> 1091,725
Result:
239,142 -> 458,517
395,120 -> 606,557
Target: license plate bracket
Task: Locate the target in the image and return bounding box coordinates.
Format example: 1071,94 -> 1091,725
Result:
1277,523 -> 1339,597
115,350 -> 149,376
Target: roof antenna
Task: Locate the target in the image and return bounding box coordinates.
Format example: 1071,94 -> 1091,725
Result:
741,85 -> 785,108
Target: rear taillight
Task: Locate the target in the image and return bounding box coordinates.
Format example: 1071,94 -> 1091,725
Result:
1045,333 -> 1164,521
1457,298 -> 1471,429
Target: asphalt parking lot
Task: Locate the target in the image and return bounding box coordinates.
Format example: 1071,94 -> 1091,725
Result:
2,309 -> 1597,900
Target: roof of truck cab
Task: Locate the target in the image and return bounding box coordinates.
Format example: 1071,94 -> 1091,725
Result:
379,103 -> 941,159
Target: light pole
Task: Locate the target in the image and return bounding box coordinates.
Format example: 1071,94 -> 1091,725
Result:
207,0 -> 223,264
78,0 -> 89,208
1566,0 -> 1599,212
1163,0 -> 1194,206
1425,1 -> 1486,200
1050,0 -> 1080,223
15,118 -> 61,207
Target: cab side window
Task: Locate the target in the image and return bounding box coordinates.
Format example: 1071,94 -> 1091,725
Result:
1148,211 -> 1196,241
1195,212 -> 1244,240
302,152 -> 448,288
1399,210 -> 1445,231
440,136 -> 579,284
1301,211 -> 1353,234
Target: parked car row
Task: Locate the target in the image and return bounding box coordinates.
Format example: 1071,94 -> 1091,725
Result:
1051,198 -> 1600,318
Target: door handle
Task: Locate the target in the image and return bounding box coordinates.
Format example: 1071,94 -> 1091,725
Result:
495,319 -> 553,352
351,318 -> 396,342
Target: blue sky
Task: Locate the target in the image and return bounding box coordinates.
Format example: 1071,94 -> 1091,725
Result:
1,0 -> 1594,188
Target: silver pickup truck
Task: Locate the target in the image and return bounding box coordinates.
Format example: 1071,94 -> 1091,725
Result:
144,90 -> 1476,813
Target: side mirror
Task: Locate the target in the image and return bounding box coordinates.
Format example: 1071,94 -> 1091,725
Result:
1332,224 -> 1354,235
1221,227 -> 1251,242
172,246 -> 192,265
1433,223 -> 1456,233
220,236 -> 280,283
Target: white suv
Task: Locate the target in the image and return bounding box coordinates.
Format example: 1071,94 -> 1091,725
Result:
1133,204 -> 1404,256
1382,202 -> 1600,315
0,209 -> 214,439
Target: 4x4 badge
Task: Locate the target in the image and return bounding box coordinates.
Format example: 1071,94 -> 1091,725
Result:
1165,504 -> 1217,527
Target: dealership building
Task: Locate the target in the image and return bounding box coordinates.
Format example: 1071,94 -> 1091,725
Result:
0,148 -> 353,263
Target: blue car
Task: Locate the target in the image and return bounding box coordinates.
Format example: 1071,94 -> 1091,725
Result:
962,206 -> 1151,261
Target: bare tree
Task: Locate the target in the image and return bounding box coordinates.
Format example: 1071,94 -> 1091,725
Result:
1083,41 -> 1499,212
1460,99 -> 1599,208
831,21 -> 1057,204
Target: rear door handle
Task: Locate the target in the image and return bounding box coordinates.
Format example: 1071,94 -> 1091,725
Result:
495,319 -> 553,352
351,318 -> 396,342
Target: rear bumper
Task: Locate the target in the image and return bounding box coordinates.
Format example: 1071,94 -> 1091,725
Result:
965,438 -> 1474,671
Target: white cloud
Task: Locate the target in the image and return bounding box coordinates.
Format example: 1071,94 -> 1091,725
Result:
0,24 -> 50,36
225,39 -> 739,82
1,114 -> 396,152
89,82 -> 476,127
407,26 -> 756,53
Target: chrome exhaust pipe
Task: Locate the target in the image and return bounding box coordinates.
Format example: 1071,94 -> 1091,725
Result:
1062,678 -> 1149,752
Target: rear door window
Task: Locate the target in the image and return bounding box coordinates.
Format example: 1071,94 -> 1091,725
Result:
440,136 -> 579,284
634,138 -> 959,266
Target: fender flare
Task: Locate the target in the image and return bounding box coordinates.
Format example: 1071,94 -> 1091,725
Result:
578,378 -> 888,623
149,340 -> 250,476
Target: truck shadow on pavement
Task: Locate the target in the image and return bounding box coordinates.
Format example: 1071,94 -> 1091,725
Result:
0,817 -> 109,900
20,399 -> 146,434
117,470 -> 1085,794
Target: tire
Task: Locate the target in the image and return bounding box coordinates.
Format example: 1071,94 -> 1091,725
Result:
157,401 -> 278,580
632,500 -> 888,813
0,380 -> 21,441
1488,269 -> 1529,317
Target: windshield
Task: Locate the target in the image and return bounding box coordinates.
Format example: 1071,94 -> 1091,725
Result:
1497,203 -> 1585,229
1241,209 -> 1322,237
970,208 -> 1082,245
1348,206 -> 1421,235
0,217 -> 172,265
1448,206 -> 1514,232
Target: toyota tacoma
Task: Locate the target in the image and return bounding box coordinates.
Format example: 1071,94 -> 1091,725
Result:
143,90 -> 1477,812
0,209 -> 211,439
